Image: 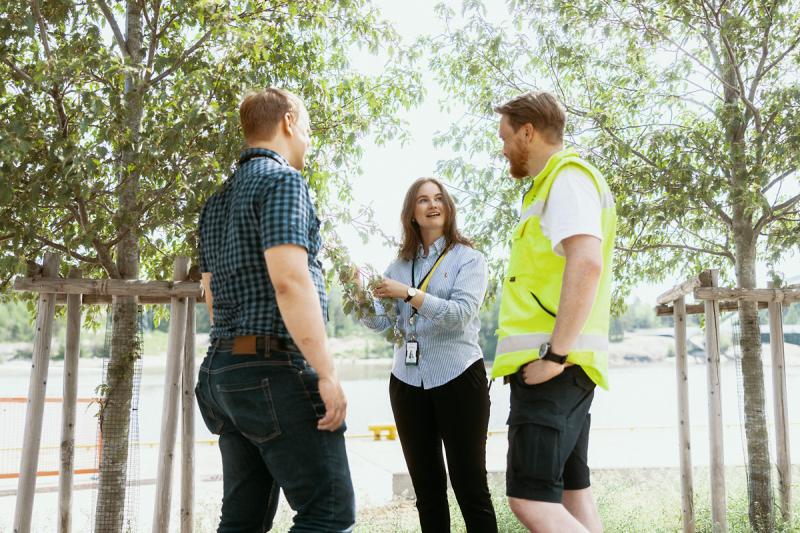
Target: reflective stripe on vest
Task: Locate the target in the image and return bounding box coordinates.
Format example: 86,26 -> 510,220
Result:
496,333 -> 609,355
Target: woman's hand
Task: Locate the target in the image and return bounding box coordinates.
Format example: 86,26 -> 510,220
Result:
373,278 -> 410,300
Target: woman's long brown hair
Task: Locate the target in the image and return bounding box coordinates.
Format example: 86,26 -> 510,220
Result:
398,177 -> 473,262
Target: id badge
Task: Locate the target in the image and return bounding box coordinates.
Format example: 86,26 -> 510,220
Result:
405,341 -> 419,366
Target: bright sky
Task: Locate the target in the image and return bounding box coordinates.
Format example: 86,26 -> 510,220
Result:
336,0 -> 800,303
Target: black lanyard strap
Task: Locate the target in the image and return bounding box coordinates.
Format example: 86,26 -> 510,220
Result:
412,257 -> 436,289
409,244 -> 451,317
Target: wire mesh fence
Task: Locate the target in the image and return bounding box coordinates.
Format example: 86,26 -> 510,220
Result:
91,305 -> 143,533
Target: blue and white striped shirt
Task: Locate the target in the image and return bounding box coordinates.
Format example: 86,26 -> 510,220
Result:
361,236 -> 488,389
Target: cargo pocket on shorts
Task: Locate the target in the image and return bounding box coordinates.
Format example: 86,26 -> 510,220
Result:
508,409 -> 565,481
216,378 -> 281,443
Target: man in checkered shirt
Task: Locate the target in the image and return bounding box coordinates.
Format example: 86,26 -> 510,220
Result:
196,88 -> 355,532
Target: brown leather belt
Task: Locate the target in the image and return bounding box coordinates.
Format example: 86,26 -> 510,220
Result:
214,335 -> 300,355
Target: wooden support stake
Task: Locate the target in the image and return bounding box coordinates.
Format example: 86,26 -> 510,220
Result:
14,253 -> 61,533
701,270 -> 727,532
657,276 -> 701,305
58,269 -> 82,533
152,257 -> 190,533
674,296 -> 695,532
768,282 -> 791,524
180,302 -> 196,533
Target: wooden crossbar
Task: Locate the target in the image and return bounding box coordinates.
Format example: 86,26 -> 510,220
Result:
13,277 -> 202,299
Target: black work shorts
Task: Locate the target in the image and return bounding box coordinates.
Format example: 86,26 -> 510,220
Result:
506,364 -> 595,503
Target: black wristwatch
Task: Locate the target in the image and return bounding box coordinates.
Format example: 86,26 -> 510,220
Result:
539,342 -> 567,364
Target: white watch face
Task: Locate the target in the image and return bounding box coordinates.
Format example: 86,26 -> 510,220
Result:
408,287 -> 417,297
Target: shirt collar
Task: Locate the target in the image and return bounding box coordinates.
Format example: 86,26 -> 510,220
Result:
238,147 -> 290,168
521,146 -> 577,206
417,235 -> 447,259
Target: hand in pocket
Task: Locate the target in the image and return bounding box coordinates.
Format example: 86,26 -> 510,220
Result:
520,360 -> 565,385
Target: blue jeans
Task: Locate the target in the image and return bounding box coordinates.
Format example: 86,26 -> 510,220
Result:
196,338 -> 355,532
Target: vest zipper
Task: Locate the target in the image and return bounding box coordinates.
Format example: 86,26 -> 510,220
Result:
529,290 -> 557,318
508,277 -> 557,318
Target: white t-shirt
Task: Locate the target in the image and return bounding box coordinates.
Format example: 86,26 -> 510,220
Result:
539,166 -> 603,256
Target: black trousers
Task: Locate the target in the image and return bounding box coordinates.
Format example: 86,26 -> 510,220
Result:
389,359 -> 498,533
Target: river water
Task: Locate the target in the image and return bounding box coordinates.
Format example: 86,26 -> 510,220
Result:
1,353 -> 798,531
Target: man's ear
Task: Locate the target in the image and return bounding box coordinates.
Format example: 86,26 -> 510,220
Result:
282,112 -> 294,137
522,122 -> 535,142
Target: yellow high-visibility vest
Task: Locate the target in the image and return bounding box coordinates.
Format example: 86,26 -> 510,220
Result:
491,148 -> 616,389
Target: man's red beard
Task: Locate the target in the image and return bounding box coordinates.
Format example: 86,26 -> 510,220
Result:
507,141 -> 530,179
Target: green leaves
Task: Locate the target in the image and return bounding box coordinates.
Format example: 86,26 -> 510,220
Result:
0,0 -> 423,287
430,0 -> 800,301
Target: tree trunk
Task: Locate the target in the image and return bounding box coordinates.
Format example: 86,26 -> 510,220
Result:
94,2 -> 144,531
719,8 -> 773,528
735,237 -> 774,531
94,298 -> 139,532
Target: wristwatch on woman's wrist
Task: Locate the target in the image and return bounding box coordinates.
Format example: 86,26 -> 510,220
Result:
404,287 -> 418,303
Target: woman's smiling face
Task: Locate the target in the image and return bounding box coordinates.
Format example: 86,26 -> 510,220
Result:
413,181 -> 447,232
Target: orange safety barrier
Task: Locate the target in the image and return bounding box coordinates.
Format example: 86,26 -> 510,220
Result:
0,397 -> 102,479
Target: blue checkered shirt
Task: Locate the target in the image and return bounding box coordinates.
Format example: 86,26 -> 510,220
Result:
199,148 -> 327,340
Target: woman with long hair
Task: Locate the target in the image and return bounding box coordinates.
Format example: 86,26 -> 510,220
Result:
358,177 -> 497,532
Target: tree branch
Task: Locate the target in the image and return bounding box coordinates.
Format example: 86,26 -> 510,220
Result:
147,28 -> 213,85
747,1 -> 775,103
754,190 -> 800,234
617,242 -> 734,261
592,118 -> 663,170
756,32 -> 800,83
92,238 -> 120,278
761,108 -> 781,136
35,235 -> 100,265
720,33 -> 761,127
49,86 -> 70,136
709,3 -> 762,131
136,178 -> 177,217
145,0 -> 162,75
772,191 -> 800,215
74,195 -> 90,230
667,93 -> 719,117
1,57 -> 35,84
761,168 -> 796,194
30,0 -> 71,135
95,0 -> 130,56
30,0 -> 53,62
682,221 -> 731,251
631,3 -> 734,93
700,195 -> 733,228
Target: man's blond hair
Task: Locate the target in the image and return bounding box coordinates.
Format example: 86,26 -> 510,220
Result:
239,88 -> 303,142
494,91 -> 566,143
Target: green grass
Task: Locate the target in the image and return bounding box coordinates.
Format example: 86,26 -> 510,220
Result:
251,467 -> 800,532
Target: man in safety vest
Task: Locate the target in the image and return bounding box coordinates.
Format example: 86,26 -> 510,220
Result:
492,91 -> 615,532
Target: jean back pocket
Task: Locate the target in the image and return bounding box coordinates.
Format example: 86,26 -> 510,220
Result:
215,378 -> 281,443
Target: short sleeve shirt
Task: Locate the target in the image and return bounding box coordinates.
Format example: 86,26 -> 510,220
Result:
199,148 -> 326,340
540,166 -> 603,256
